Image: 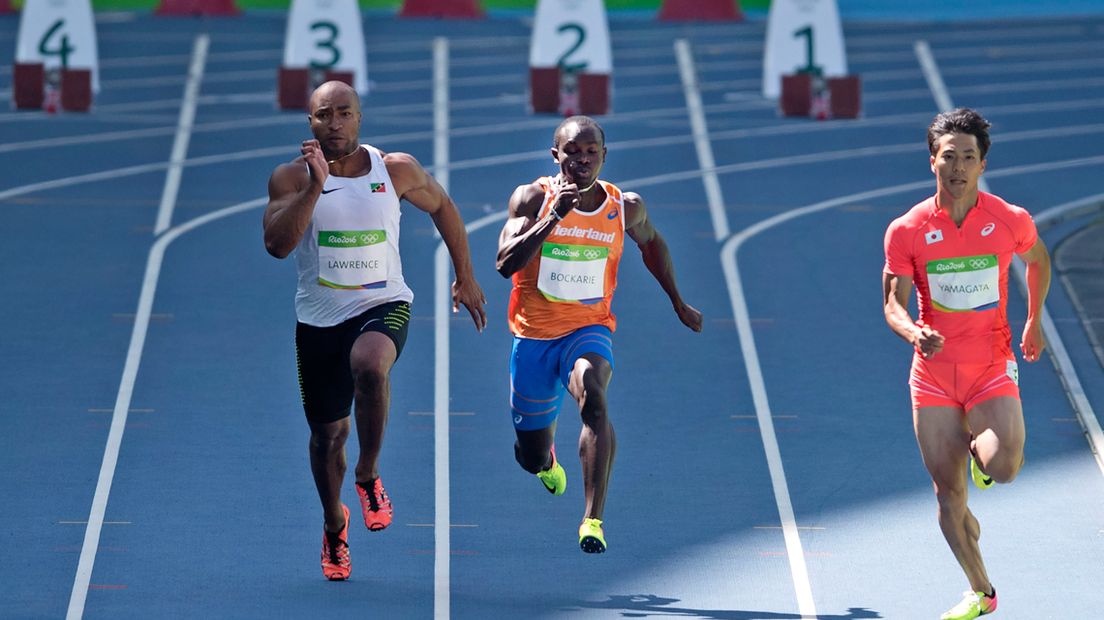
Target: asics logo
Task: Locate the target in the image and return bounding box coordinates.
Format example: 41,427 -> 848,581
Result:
980,223 -> 995,236
513,415 -> 523,425
606,209 -> 618,220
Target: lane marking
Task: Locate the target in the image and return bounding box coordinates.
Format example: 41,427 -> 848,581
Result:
917,44 -> 1104,479
431,36 -> 451,620
675,38 -> 729,241
677,36 -> 811,618
154,34 -> 208,235
64,197 -> 265,620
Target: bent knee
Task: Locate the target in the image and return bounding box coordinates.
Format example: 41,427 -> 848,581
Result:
986,452 -> 1024,483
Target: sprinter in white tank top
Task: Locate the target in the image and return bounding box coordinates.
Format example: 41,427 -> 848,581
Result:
263,81 -> 486,581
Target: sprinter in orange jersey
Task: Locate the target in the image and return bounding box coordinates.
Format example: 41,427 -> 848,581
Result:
495,116 -> 703,553
882,108 -> 1051,620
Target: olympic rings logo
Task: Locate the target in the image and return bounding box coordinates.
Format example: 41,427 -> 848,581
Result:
969,258 -> 990,269
582,249 -> 600,260
361,232 -> 380,244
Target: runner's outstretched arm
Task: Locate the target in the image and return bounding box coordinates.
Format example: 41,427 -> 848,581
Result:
1018,238 -> 1051,362
882,272 -> 944,359
387,152 -> 487,332
263,139 -> 328,258
622,192 -> 703,332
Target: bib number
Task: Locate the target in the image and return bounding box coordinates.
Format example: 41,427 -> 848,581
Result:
927,254 -> 1000,312
318,230 -> 387,289
537,242 -> 607,304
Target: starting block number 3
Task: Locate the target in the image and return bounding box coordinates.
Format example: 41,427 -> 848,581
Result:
283,0 -> 369,93
16,0 -> 100,91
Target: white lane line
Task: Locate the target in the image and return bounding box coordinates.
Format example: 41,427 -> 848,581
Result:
914,40 -> 955,113
675,38 -> 730,241
66,197 -> 266,620
677,36 -> 812,617
720,237 -> 818,620
432,36 -> 451,620
155,34 -> 209,236
918,45 -> 1104,480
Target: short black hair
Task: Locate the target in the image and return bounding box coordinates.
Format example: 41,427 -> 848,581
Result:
927,107 -> 991,159
553,115 -> 605,149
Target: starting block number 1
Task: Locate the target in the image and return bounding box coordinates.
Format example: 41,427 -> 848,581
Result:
16,0 -> 100,91
762,0 -> 846,98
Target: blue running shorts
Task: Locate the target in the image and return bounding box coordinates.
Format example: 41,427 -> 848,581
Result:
509,325 -> 614,431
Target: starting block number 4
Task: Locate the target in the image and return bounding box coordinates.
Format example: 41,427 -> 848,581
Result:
16,0 -> 100,91
284,0 -> 369,94
762,0 -> 846,99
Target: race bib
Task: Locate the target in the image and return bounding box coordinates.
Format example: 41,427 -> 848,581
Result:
927,254 -> 999,312
1006,360 -> 1019,385
537,242 -> 607,303
317,229 -> 387,289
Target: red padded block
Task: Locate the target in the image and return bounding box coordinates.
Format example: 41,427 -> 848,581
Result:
60,69 -> 92,112
529,67 -> 560,114
780,72 -> 812,117
323,70 -> 354,87
278,67 -> 310,110
12,63 -> 45,110
659,0 -> 742,21
577,73 -> 609,116
828,75 -> 861,119
155,0 -> 239,16
400,0 -> 482,18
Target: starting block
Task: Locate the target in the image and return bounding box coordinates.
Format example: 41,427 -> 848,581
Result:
659,0 -> 742,21
779,72 -> 861,120
15,0 -> 100,111
529,0 -> 612,116
528,67 -> 610,116
12,63 -> 45,110
60,69 -> 93,111
279,0 -> 369,110
278,68 -> 357,110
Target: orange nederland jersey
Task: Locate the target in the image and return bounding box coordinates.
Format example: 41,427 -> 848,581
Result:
508,177 -> 626,340
883,192 -> 1038,363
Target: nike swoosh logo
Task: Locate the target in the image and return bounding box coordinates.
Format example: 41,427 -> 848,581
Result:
321,187 -> 344,194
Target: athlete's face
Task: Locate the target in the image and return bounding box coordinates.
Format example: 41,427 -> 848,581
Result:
930,132 -> 986,200
552,123 -> 606,188
308,85 -> 362,160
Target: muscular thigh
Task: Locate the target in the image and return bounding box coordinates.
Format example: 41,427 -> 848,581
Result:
966,396 -> 1025,451
914,406 -> 971,486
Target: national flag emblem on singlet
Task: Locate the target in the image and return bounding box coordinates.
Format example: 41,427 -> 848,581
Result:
371,183 -> 387,193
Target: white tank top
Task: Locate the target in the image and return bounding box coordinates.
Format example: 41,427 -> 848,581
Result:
294,145 -> 413,327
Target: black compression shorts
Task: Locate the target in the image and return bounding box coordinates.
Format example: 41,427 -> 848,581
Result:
294,301 -> 412,424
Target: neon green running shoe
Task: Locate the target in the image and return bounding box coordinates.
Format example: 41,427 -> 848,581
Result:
941,589 -> 997,620
578,518 -> 606,554
535,445 -> 566,496
970,456 -> 994,490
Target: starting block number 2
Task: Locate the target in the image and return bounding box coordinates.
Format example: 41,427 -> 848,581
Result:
530,0 -> 611,75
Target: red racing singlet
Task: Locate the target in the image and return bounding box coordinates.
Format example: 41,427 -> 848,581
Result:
883,192 -> 1038,363
508,177 -> 626,340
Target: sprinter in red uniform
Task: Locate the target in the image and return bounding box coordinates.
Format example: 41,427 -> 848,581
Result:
882,108 -> 1051,620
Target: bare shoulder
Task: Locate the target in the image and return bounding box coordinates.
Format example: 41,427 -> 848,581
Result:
269,157 -> 309,192
509,180 -> 546,219
622,190 -> 647,227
